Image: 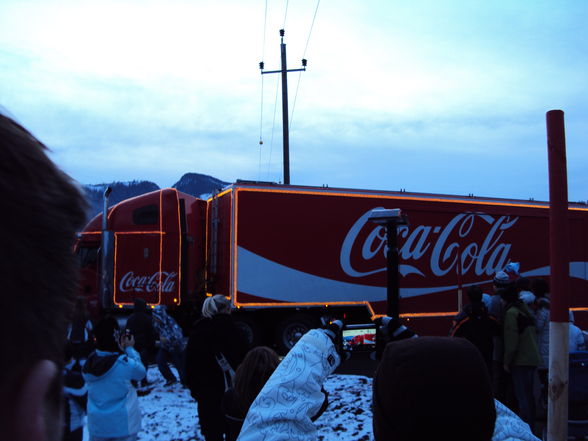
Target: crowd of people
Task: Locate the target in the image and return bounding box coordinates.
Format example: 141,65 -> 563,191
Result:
450,263 -> 587,436
0,111 -> 580,441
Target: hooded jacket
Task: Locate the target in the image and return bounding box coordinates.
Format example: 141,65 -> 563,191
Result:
503,301 -> 541,367
82,347 -> 146,437
450,301 -> 500,369
153,306 -> 185,352
237,329 -> 340,441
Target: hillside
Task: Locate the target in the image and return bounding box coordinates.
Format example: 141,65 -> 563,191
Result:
82,173 -> 229,220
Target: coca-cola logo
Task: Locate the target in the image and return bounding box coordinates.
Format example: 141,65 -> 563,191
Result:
340,209 -> 518,278
119,271 -> 178,293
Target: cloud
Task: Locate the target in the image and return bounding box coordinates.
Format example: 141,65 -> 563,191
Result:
0,0 -> 586,203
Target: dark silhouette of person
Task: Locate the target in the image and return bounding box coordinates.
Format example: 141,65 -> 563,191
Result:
0,113 -> 87,441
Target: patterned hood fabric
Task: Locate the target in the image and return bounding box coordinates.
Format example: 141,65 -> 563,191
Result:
237,329 -> 340,441
152,306 -> 184,351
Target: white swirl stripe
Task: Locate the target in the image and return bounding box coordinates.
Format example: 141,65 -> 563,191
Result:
237,246 -> 588,304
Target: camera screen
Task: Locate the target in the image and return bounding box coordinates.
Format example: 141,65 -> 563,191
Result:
342,327 -> 376,352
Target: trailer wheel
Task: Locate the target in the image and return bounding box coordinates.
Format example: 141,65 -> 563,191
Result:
234,317 -> 262,348
275,313 -> 317,354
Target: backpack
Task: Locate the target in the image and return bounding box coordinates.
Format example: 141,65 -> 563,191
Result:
215,352 -> 236,392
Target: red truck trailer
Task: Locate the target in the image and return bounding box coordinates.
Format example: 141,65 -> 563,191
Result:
76,181 -> 588,352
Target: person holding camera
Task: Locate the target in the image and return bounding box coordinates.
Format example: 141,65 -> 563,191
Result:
237,317 -> 539,441
83,316 -> 146,441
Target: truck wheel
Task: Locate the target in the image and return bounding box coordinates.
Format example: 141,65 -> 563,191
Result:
275,314 -> 317,354
234,317 -> 262,348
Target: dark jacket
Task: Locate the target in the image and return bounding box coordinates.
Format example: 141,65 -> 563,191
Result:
125,298 -> 156,354
450,302 -> 500,369
222,388 -> 246,441
185,314 -> 249,400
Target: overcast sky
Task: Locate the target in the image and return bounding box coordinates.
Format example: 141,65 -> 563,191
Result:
1,0 -> 586,201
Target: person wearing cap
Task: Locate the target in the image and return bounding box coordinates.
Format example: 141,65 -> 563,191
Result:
152,305 -> 186,386
488,270 -> 518,404
450,285 -> 500,374
502,284 -> 541,431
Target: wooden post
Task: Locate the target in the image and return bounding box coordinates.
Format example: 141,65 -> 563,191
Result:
546,109 -> 570,441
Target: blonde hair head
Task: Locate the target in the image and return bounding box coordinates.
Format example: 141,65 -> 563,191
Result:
202,294 -> 231,318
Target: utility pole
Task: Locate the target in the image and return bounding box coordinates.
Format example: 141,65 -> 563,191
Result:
260,29 -> 307,185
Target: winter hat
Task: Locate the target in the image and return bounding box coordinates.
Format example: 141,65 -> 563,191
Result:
504,262 -> 520,279
373,337 -> 495,441
493,271 -> 513,287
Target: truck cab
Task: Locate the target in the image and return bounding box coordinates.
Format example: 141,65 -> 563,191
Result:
76,189 -> 207,319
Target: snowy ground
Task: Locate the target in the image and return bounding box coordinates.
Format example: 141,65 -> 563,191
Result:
83,368 -> 374,441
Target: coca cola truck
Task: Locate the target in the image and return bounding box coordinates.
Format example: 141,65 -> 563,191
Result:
76,181 -> 588,352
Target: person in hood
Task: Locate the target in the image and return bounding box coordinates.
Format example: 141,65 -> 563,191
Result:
502,284 -> 541,432
125,298 -> 156,388
237,320 -> 539,441
450,285 -> 500,374
83,316 -> 146,441
152,305 -> 186,386
185,295 -> 249,441
0,113 -> 87,441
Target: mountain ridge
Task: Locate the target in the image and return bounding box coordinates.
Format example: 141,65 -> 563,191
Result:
82,172 -> 229,220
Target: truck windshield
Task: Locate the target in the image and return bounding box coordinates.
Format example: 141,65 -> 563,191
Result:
78,246 -> 98,268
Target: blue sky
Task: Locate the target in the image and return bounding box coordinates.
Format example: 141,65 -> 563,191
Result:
1,0 -> 586,202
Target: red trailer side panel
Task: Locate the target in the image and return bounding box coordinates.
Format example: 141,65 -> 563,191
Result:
227,186 -> 588,324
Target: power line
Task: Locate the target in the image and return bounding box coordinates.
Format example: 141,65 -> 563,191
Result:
258,0 -> 268,180
282,0 -> 289,29
290,0 -> 321,129
302,0 -> 321,58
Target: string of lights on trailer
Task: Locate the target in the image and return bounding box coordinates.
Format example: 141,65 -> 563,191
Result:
257,0 -> 322,183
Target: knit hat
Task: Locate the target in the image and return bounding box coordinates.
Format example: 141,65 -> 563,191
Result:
504,262 -> 520,279
373,337 -> 496,441
493,271 -> 512,287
